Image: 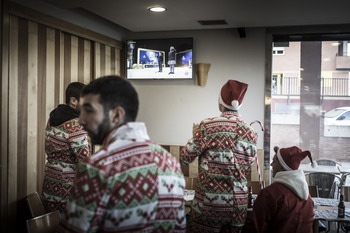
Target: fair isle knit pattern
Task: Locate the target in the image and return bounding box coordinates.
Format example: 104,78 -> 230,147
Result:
42,118 -> 90,213
58,123 -> 186,233
180,111 -> 258,230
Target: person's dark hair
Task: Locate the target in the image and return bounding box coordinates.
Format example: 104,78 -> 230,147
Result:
82,75 -> 139,122
274,146 -> 279,153
65,82 -> 86,105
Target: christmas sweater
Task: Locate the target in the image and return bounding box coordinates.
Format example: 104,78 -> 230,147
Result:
180,111 -> 258,228
42,111 -> 90,213
58,122 -> 186,233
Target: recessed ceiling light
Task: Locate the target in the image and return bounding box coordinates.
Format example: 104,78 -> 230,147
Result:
149,7 -> 166,12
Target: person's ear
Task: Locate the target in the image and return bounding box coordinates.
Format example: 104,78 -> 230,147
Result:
110,106 -> 125,126
69,97 -> 78,109
218,104 -> 225,112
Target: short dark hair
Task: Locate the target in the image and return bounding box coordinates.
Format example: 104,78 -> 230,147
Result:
65,82 -> 86,104
82,75 -> 139,122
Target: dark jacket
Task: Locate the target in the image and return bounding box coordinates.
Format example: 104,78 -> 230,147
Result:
49,104 -> 79,126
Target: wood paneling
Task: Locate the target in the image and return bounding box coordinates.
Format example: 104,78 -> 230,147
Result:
1,11 -> 123,232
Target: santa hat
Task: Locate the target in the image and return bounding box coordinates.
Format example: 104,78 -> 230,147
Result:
277,146 -> 316,171
218,80 -> 248,111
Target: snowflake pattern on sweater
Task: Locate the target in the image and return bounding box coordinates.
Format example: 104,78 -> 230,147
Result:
58,122 -> 186,233
180,111 -> 258,229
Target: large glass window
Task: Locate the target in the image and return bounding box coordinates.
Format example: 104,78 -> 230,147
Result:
271,40 -> 350,164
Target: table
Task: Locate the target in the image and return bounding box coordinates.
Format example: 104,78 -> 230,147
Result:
183,190 -> 257,214
184,190 -> 195,214
184,190 -> 257,203
313,197 -> 350,233
300,164 -> 341,174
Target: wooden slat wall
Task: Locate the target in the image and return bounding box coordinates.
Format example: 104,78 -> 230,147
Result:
2,14 -> 123,232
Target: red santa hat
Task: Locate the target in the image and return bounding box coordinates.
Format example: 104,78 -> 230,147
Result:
277,146 -> 316,171
218,80 -> 248,111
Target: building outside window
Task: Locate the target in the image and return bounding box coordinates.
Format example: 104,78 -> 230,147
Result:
270,40 -> 350,165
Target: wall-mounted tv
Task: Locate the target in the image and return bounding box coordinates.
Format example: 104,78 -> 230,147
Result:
126,38 -> 193,80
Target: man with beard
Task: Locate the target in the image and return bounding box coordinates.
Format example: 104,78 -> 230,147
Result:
58,75 -> 186,233
42,82 -> 90,213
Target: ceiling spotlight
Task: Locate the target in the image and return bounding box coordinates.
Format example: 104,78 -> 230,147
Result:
149,7 -> 166,12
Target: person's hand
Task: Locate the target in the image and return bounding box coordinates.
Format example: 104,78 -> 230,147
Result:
192,123 -> 200,137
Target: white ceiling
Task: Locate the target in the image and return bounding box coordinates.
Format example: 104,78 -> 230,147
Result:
41,0 -> 350,32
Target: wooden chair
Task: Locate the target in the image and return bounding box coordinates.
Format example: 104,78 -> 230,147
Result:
26,192 -> 46,218
248,181 -> 265,194
184,177 -> 198,190
26,210 -> 60,233
308,185 -> 319,197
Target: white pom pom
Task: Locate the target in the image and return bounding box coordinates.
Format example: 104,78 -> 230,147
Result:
311,161 -> 317,168
231,100 -> 239,107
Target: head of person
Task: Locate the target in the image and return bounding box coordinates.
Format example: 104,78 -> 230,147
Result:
218,80 -> 248,112
271,146 -> 315,177
65,82 -> 86,111
170,46 -> 174,51
79,75 -> 139,145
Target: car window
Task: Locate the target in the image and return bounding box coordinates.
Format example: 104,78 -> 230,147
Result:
337,111 -> 350,121
325,109 -> 347,118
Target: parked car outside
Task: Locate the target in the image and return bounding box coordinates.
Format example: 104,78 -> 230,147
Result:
324,107 -> 350,137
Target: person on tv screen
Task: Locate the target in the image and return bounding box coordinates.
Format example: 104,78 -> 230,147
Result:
157,53 -> 163,72
180,80 -> 259,233
168,46 -> 176,74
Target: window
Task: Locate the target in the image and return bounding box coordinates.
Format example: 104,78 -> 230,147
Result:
270,39 -> 350,164
272,47 -> 285,55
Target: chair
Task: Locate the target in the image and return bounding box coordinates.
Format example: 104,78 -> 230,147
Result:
184,177 -> 198,190
26,192 -> 46,218
248,181 -> 265,194
315,159 -> 342,167
308,185 -> 319,197
305,172 -> 341,199
26,210 -> 60,233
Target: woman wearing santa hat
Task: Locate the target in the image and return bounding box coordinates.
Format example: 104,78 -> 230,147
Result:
181,80 -> 259,233
251,146 -> 315,233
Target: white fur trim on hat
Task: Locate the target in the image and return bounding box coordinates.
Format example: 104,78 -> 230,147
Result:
218,93 -> 242,111
231,100 -> 239,107
277,149 -> 292,171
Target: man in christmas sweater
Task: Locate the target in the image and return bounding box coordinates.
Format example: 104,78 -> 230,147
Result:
181,80 -> 259,233
59,76 -> 186,233
252,146 -> 315,233
42,82 -> 91,213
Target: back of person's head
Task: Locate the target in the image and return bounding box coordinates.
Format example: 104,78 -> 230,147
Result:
276,146 -> 315,170
82,75 -> 139,122
219,80 -> 248,111
65,82 -> 86,105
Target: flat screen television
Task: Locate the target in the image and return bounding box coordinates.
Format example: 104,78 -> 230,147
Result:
126,38 -> 193,80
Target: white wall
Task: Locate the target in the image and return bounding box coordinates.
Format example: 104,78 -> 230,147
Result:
9,0 -> 267,149
129,29 -> 266,148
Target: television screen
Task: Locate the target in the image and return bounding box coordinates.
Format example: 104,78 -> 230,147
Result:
126,38 -> 193,80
